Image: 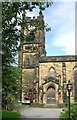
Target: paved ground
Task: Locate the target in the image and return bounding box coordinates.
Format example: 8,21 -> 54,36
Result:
19,106 -> 62,120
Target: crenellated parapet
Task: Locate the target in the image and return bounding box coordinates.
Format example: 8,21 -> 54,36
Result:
25,14 -> 44,23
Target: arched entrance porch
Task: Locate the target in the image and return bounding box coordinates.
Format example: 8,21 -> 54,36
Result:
39,76 -> 63,105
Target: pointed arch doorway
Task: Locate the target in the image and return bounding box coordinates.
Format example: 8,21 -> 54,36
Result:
46,86 -> 56,104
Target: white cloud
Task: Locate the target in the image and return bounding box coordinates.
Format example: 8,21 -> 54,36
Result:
52,32 -> 75,55
44,2 -> 75,55
53,0 -> 75,2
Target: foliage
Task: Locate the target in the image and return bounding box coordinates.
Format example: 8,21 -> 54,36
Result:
58,103 -> 66,108
60,103 -> 77,120
2,66 -> 21,110
2,66 -> 21,94
2,2 -> 21,108
1,110 -> 21,120
31,103 -> 44,108
2,1 -> 52,110
2,93 -> 19,111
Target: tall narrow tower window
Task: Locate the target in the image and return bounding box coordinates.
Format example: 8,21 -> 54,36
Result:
29,55 -> 33,66
29,31 -> 35,41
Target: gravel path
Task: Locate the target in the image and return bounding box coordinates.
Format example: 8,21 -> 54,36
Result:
19,106 -> 62,119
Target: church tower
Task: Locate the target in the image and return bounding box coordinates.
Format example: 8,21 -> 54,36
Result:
20,11 -> 46,102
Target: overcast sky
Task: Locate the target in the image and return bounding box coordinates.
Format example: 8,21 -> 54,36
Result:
26,1 -> 75,56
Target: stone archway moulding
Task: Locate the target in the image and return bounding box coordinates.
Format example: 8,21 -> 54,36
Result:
42,76 -> 63,88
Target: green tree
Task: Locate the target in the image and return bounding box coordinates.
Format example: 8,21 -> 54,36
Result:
2,1 -> 52,110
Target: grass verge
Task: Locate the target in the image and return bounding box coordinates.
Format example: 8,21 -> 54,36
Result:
0,110 -> 21,120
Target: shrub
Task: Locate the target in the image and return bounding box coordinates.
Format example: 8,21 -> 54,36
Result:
31,103 -> 44,108
60,103 -> 77,120
1,110 -> 21,120
58,103 -> 66,108
2,94 -> 19,111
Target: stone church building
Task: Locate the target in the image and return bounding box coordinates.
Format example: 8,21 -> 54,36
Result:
19,11 -> 77,105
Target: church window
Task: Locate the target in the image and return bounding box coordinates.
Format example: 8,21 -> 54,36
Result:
62,62 -> 66,83
29,57 -> 33,65
29,31 -> 35,41
25,46 -> 31,50
49,67 -> 56,78
29,55 -> 33,66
